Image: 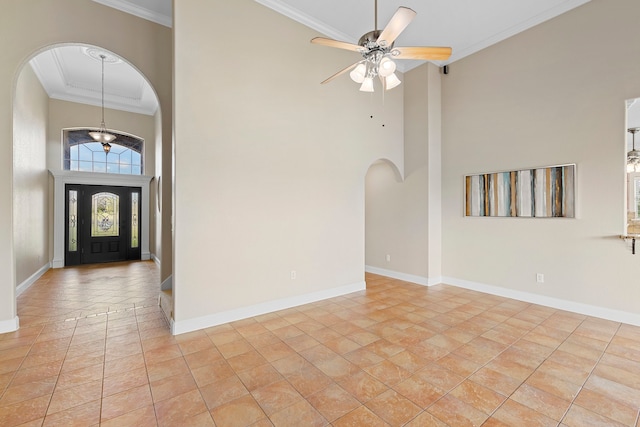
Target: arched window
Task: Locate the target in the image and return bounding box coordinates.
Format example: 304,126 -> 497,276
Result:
63,128 -> 143,175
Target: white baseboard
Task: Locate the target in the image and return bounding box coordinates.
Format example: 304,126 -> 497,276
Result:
172,281 -> 366,335
0,317 -> 19,334
151,254 -> 161,267
16,263 -> 50,296
365,265 -> 442,287
142,251 -> 151,261
161,275 -> 172,291
442,276 -> 640,327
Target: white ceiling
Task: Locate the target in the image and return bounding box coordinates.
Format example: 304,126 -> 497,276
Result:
29,0 -> 592,116
30,45 -> 158,115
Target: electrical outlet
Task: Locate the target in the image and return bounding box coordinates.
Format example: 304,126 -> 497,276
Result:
385,254 -> 391,262
536,273 -> 544,283
290,270 -> 296,280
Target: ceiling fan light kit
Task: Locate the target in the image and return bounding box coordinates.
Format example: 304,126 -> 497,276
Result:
349,63 -> 367,83
360,77 -> 375,92
378,57 -> 396,77
384,72 -> 402,90
311,1 -> 452,93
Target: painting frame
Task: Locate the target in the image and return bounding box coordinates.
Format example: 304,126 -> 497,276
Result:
464,164 -> 576,218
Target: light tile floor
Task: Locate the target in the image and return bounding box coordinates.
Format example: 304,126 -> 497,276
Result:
1,261 -> 639,426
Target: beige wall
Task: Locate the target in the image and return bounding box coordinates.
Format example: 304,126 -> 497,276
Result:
366,159 -> 427,276
365,64 -> 429,279
366,63 -> 443,284
153,110 -> 162,271
441,0 -> 640,318
173,0 -> 404,331
1,0 -> 172,331
13,65 -> 49,287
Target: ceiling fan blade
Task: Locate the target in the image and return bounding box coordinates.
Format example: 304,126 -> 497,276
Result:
311,37 -> 362,52
394,46 -> 452,60
321,61 -> 362,85
376,7 -> 416,46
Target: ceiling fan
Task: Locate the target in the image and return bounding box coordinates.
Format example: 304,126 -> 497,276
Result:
311,0 -> 452,92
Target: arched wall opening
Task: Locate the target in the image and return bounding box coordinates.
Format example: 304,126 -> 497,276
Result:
12,42 -> 166,327
364,158 -> 410,283
364,155 -> 437,286
0,0 -> 173,333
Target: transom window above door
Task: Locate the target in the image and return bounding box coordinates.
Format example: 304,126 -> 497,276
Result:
63,128 -> 143,175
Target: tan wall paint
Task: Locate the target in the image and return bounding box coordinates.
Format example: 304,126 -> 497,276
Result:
154,110 -> 163,269
441,0 -> 640,314
173,0 -> 404,329
13,65 -> 49,286
366,63 -> 442,283
1,0 -> 172,330
366,160 -> 428,276
366,65 -> 429,279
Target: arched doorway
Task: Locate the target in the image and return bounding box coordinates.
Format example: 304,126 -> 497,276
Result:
364,158 -> 412,284
12,43 -> 163,324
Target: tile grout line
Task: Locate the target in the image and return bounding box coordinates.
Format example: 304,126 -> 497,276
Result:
230,314 -> 320,425
0,324 -> 45,401
401,300 -> 577,426
97,311 -> 110,426
134,301 -> 163,427
556,321 -> 624,426
40,315 -> 81,425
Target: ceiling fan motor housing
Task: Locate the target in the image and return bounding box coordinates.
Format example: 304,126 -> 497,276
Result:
358,30 -> 394,51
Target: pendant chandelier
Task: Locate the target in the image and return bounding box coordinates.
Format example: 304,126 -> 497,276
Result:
88,54 -> 116,154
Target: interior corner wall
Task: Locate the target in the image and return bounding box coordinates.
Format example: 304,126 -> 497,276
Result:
441,0 -> 640,321
153,105 -> 172,284
0,0 -> 172,332
13,64 -> 49,287
153,110 -> 162,266
366,63 -> 435,282
173,0 -> 404,332
159,109 -> 172,284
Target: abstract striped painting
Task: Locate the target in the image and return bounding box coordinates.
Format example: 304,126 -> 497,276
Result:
465,164 -> 575,217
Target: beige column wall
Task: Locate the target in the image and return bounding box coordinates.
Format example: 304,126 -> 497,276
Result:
173,0 -> 404,332
366,63 -> 444,283
13,65 -> 49,288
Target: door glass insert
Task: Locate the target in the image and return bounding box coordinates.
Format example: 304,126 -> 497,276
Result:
69,190 -> 78,251
91,192 -> 120,237
131,192 -> 139,248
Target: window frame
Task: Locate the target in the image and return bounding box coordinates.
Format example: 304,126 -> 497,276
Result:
62,128 -> 144,175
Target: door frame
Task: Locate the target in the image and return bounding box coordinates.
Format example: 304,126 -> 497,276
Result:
50,170 -> 152,268
65,184 -> 142,266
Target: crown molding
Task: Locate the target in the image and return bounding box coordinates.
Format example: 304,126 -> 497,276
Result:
444,0 -> 590,64
254,0 -> 356,44
92,0 -> 172,27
